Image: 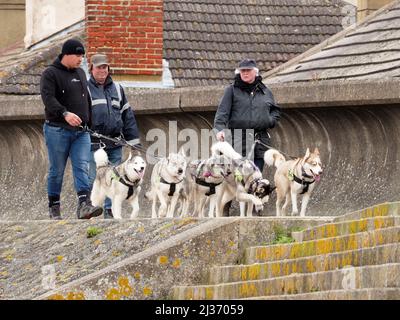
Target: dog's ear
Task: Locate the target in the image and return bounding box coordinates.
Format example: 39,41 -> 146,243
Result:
178,147 -> 188,159
127,152 -> 133,161
313,147 -> 320,156
304,148 -> 310,159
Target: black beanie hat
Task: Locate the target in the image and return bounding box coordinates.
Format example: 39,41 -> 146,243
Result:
61,39 -> 85,55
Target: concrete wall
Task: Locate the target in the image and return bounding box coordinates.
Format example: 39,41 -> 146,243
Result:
0,0 -> 25,50
1,82 -> 400,221
24,0 -> 84,48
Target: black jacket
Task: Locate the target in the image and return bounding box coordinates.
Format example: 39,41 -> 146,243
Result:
88,75 -> 140,150
214,80 -> 281,158
40,56 -> 91,128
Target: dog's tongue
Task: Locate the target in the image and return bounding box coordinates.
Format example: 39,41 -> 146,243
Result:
314,174 -> 321,182
137,170 -> 144,178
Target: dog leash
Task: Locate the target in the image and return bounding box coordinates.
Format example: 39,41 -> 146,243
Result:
79,125 -> 162,161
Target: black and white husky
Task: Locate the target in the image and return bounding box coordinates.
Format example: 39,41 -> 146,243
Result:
91,148 -> 146,219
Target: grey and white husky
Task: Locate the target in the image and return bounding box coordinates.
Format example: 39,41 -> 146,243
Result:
186,154 -> 233,218
91,148 -> 146,219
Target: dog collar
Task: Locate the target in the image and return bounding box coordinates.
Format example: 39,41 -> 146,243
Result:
234,169 -> 243,183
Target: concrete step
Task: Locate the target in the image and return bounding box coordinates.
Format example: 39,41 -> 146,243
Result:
209,243 -> 400,284
333,202 -> 399,222
171,263 -> 400,300
291,216 -> 400,242
245,226 -> 400,264
243,288 -> 400,300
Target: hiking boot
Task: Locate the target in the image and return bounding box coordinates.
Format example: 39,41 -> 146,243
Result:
49,204 -> 62,220
77,201 -> 103,219
104,208 -> 114,219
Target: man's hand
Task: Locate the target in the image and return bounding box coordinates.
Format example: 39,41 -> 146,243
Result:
64,112 -> 82,127
216,131 -> 225,142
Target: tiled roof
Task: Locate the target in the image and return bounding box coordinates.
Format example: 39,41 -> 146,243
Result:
164,0 -> 355,87
0,25 -> 85,95
0,1 -> 355,94
266,0 -> 400,83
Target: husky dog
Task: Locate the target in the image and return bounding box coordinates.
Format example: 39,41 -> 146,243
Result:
146,149 -> 188,218
212,142 -> 274,217
216,158 -> 274,217
265,148 -> 323,217
91,148 -> 146,219
187,154 -> 232,218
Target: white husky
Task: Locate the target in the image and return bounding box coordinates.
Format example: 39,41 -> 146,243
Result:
265,148 -> 323,217
146,149 -> 188,218
91,148 -> 146,219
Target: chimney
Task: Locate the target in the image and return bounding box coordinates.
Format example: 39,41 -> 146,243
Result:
85,0 -> 163,82
357,0 -> 393,20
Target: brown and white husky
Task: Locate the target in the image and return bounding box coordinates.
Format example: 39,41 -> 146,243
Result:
265,148 -> 323,217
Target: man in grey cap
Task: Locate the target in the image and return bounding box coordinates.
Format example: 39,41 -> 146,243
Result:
214,58 -> 281,171
87,53 -> 141,219
213,58 -> 281,216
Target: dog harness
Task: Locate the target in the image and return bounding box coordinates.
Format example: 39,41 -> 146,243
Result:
112,168 -> 140,199
289,167 -> 315,195
160,177 -> 183,196
194,178 -> 222,196
191,159 -> 224,196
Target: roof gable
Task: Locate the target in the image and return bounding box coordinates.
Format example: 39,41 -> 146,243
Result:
266,0 -> 400,83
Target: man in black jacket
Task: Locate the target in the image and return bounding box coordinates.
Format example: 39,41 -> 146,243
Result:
87,53 -> 141,219
214,59 -> 281,171
214,59 -> 281,217
40,39 -> 103,220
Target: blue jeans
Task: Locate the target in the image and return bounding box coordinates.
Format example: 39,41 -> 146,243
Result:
88,146 -> 122,210
43,123 -> 91,197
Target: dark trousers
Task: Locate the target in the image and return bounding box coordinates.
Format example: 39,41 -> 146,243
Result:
253,158 -> 265,172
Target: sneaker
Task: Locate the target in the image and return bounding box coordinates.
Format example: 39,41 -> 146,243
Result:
77,201 -> 103,219
104,208 -> 114,219
49,205 -> 62,220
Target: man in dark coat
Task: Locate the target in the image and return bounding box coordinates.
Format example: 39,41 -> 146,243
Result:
214,58 -> 281,171
40,39 -> 103,220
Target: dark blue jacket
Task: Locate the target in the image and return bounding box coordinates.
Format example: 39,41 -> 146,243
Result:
88,75 -> 140,150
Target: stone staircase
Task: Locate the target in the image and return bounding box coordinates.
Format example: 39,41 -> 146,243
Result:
171,205 -> 400,299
